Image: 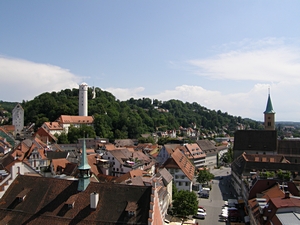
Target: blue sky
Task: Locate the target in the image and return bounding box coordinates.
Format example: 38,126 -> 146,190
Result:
1,1 -> 300,121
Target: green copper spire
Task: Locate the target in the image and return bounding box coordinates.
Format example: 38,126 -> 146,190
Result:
78,137 -> 91,191
264,94 -> 275,114
78,138 -> 91,170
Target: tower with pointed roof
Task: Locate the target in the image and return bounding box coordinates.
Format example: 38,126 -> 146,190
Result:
12,103 -> 24,136
264,92 -> 275,130
77,137 -> 91,191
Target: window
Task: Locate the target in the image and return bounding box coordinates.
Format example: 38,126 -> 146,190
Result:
181,175 -> 185,179
268,122 -> 271,126
178,182 -> 182,186
185,182 -> 189,186
108,157 -> 110,160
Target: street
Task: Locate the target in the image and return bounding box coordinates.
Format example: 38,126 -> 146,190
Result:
194,167 -> 234,225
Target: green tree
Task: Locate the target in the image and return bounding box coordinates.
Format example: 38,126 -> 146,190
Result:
138,136 -> 155,144
172,190 -> 198,223
196,169 -> 214,184
221,147 -> 233,164
55,132 -> 69,144
67,125 -> 96,143
277,169 -> 291,181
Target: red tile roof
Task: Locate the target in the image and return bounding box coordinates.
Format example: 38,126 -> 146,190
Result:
57,115 -> 94,124
164,148 -> 195,181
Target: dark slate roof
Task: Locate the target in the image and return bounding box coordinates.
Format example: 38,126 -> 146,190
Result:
196,140 -> 217,151
47,151 -> 69,160
0,154 -> 15,170
233,130 -> 277,152
277,139 -> 300,155
0,175 -> 152,225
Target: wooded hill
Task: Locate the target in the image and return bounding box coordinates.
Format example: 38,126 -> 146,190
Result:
2,87 -> 263,141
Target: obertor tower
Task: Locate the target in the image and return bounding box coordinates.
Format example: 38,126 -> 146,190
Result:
264,92 -> 275,130
79,83 -> 88,116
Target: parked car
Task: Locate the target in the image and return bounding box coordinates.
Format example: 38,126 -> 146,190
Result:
199,193 -> 209,198
194,212 -> 206,219
198,206 -> 206,211
198,208 -> 207,215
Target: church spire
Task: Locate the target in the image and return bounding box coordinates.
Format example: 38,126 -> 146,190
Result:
77,137 -> 91,191
264,90 -> 275,130
264,88 -> 275,114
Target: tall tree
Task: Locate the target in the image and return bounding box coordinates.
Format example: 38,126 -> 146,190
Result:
196,169 -> 214,184
172,190 -> 198,224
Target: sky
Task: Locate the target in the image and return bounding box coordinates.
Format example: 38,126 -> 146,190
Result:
1,1 -> 300,122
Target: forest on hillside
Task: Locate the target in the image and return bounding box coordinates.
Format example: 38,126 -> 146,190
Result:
1,87 -> 263,142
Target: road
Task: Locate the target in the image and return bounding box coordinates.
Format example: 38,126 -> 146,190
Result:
194,167 -> 234,225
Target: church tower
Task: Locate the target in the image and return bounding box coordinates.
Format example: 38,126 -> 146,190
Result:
77,137 -> 91,191
12,103 -> 24,136
264,92 -> 275,130
79,83 -> 88,116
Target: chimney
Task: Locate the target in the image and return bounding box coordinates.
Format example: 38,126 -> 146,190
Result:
90,192 -> 99,209
284,191 -> 290,199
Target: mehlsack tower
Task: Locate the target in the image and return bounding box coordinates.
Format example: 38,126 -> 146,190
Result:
79,83 -> 88,116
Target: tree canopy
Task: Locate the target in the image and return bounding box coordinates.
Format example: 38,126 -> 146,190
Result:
172,190 -> 198,222
196,169 -> 214,184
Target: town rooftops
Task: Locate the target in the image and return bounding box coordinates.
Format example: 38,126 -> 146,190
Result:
0,175 -> 152,224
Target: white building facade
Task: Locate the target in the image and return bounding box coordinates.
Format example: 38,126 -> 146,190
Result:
79,83 -> 88,116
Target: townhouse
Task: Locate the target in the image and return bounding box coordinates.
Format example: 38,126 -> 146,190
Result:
163,148 -> 195,192
101,146 -> 155,177
182,143 -> 206,169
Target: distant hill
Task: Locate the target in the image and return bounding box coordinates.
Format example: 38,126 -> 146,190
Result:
0,101 -> 18,112
1,87 -> 263,140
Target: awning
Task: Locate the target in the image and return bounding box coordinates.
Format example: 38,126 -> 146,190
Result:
238,199 -> 245,204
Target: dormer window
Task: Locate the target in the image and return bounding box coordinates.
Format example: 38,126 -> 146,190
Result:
16,188 -> 31,202
65,195 -> 78,209
128,211 -> 135,217
126,201 -> 137,217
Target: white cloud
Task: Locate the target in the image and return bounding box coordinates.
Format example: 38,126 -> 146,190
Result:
0,56 -> 82,101
188,38 -> 300,85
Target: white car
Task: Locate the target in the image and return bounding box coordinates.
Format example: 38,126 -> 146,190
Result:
198,208 -> 207,215
195,212 -> 206,219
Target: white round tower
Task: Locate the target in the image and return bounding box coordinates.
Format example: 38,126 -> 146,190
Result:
79,83 -> 88,116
